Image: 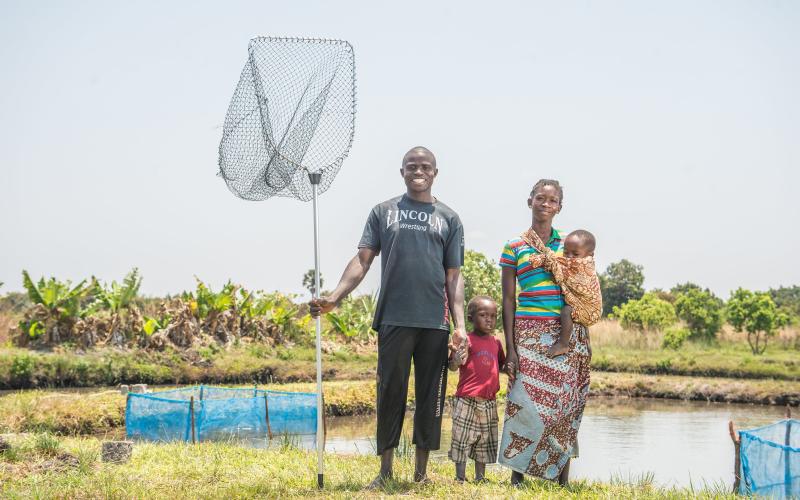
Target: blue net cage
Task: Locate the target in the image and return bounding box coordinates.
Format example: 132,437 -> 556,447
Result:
740,419 -> 799,498
126,386 -> 318,443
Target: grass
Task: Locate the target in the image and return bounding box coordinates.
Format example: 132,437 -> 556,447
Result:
0,344 -> 376,389
590,320 -> 800,380
2,372 -> 797,437
0,433 -> 738,499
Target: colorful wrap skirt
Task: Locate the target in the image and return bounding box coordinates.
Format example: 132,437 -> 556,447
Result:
497,318 -> 591,479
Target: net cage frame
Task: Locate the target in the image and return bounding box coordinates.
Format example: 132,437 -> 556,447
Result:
125,385 -> 322,443
217,35 -> 356,203
738,418 -> 799,498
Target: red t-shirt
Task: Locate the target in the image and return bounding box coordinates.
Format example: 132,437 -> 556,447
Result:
455,332 -> 506,400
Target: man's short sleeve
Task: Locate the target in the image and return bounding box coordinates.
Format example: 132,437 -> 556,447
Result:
499,241 -> 516,268
443,219 -> 464,269
358,207 -> 381,251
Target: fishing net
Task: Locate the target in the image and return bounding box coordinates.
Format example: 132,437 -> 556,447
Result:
218,36 -> 356,202
739,419 -> 799,498
125,386 -> 318,442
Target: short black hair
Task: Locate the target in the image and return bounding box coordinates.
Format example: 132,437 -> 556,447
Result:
403,146 -> 436,166
530,179 -> 563,206
566,229 -> 596,253
467,295 -> 496,319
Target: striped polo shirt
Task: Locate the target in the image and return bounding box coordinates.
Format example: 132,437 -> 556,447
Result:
499,228 -> 565,320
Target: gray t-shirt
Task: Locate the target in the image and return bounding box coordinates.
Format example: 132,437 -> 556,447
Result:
358,194 -> 464,331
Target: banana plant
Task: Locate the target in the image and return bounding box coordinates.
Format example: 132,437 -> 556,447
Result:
20,270 -> 93,343
325,294 -> 376,342
92,268 -> 141,313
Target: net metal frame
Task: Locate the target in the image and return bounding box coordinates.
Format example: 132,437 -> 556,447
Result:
217,35 -> 356,489
218,36 -> 356,202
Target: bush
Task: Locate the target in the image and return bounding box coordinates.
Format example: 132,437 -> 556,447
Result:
727,288 -> 789,355
674,288 -> 724,340
662,326 -> 690,350
599,259 -> 645,316
611,293 -> 677,332
462,250 -> 502,328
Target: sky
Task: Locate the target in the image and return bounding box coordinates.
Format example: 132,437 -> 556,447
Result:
1,0 -> 798,299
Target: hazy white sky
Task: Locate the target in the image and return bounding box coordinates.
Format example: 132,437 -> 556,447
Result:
1,0 -> 798,299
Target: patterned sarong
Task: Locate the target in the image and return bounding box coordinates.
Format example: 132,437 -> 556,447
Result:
497,318 -> 591,479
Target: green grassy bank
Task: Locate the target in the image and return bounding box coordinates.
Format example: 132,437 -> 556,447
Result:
0,433 -> 734,499
1,336 -> 798,391
2,373 -> 797,437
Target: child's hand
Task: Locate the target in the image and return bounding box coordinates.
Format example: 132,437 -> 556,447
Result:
451,344 -> 467,366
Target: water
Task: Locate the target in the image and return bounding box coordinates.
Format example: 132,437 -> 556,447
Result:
283,397 -> 788,488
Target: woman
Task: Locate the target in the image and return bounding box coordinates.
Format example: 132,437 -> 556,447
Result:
497,179 -> 591,486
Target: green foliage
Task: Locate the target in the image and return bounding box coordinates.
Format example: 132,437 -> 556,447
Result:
0,291 -> 32,314
92,268 -> 141,313
674,288 -> 724,340
661,326 -> 691,350
769,285 -> 800,323
21,271 -> 92,321
727,288 -> 789,355
599,259 -> 645,316
461,250 -> 502,328
183,278 -> 237,319
670,282 -> 703,296
326,294 -> 376,342
611,292 -> 677,332
301,269 -> 324,296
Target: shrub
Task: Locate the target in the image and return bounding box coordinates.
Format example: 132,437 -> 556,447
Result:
611,292 -> 677,332
727,288 -> 789,355
674,288 -> 724,340
599,259 -> 645,316
662,326 -> 690,350
462,250 -> 502,328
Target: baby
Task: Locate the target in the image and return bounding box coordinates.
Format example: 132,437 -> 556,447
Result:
526,229 -> 602,357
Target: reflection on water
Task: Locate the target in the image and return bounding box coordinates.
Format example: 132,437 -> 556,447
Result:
311,397 -> 787,487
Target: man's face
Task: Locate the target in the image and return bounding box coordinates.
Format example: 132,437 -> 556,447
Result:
400,149 -> 437,194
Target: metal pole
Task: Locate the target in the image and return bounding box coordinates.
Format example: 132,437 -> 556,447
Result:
309,171 -> 324,489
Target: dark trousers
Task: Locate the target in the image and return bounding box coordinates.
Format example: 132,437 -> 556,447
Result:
375,325 -> 449,454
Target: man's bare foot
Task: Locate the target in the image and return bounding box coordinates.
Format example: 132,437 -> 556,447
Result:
547,341 -> 569,357
413,472 -> 431,484
365,474 -> 391,490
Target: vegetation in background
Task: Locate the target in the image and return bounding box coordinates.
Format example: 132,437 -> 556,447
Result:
461,249 -> 502,328
599,259 -> 645,316
673,287 -> 724,340
727,288 -> 789,355
611,293 -> 677,332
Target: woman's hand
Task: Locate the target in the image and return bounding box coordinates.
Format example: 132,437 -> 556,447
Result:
504,347 -> 519,387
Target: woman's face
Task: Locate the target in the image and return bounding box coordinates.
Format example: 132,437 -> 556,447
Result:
528,185 -> 562,223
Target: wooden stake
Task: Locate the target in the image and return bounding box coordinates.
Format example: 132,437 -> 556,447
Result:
729,420 -> 741,494
190,396 -> 196,444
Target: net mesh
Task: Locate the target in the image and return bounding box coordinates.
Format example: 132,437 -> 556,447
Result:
125,386 -> 318,442
218,36 -> 356,202
739,419 -> 799,498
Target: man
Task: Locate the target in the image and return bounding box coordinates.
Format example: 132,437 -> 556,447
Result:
310,146 -> 466,487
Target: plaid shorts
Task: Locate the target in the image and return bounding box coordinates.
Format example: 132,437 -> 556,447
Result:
448,396 -> 499,464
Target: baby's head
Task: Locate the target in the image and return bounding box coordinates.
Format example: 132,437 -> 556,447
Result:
563,229 -> 596,259
467,295 -> 498,335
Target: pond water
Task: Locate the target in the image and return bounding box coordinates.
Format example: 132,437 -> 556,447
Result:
276,397 -> 788,488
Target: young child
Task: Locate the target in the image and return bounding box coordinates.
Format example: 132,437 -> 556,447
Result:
448,295 -> 505,483
525,229 -> 603,357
